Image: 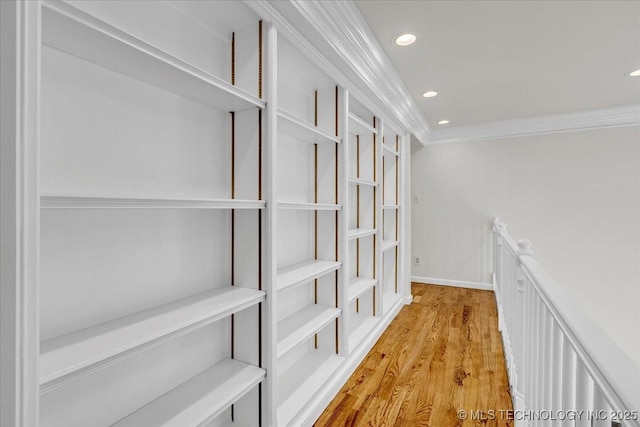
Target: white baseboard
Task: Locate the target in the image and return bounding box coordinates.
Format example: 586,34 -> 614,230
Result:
299,296 -> 405,426
411,276 -> 493,291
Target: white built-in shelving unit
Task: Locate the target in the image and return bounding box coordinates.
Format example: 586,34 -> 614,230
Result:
39,1 -> 266,426
273,33 -> 346,426
344,98 -> 381,354
381,124 -> 403,315
3,1 -> 409,426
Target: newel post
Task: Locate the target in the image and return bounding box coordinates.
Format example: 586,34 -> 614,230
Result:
515,239 -> 533,292
491,217 -> 506,286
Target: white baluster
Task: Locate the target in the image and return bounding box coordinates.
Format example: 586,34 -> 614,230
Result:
524,282 -> 532,411
561,335 -> 576,420
537,297 -> 547,426
544,310 -> 554,415
538,305 -> 548,427
575,359 -> 594,427
593,386 -> 611,427
516,239 -> 533,417
532,294 -> 542,423
552,323 -> 564,427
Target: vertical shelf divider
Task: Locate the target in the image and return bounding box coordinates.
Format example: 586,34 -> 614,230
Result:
374,118 -> 383,318
338,88 -> 349,356
263,20 -> 278,427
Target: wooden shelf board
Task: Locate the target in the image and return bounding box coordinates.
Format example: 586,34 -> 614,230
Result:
277,201 -> 342,211
348,277 -> 377,302
348,316 -> 379,352
348,176 -> 378,187
383,144 -> 399,157
113,358 -> 265,426
277,350 -> 344,427
41,195 -> 265,209
277,260 -> 341,291
42,1 -> 264,112
40,286 -> 265,392
277,305 -> 341,359
382,239 -> 399,252
382,204 -> 400,210
348,112 -> 378,136
278,109 -> 341,144
348,228 -> 377,240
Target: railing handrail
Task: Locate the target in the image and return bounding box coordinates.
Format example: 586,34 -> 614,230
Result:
492,218 -> 640,421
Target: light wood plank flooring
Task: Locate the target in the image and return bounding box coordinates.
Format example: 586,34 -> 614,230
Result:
315,283 -> 513,426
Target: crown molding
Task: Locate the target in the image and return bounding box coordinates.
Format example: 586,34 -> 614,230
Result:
427,104 -> 640,145
246,1 -> 638,147
244,0 -> 432,145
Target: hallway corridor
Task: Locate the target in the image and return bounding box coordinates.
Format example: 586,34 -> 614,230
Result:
315,283 -> 513,426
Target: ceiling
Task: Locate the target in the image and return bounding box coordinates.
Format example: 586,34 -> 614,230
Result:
355,0 -> 640,129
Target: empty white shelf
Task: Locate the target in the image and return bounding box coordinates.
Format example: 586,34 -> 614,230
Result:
42,1 -> 264,112
277,305 -> 341,358
348,277 -> 377,302
277,260 -> 341,291
348,228 -> 377,240
113,358 -> 265,426
41,195 -> 266,209
277,201 -> 342,211
40,286 -> 265,392
348,316 -> 379,352
383,292 -> 403,314
277,350 -> 344,427
278,109 -> 341,145
348,176 -> 378,187
348,112 -> 378,136
383,144 -> 399,157
382,239 -> 399,252
383,204 -> 400,210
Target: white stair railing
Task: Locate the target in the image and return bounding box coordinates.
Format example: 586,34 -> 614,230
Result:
492,218 -> 639,427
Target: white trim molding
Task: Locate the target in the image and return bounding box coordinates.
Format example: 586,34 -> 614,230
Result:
428,104 -> 640,145
411,276 -> 493,292
0,1 -> 41,425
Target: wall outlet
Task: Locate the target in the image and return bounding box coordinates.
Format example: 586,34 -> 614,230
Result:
414,256 -> 421,266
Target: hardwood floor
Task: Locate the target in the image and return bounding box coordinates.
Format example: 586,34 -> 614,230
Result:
315,283 -> 513,427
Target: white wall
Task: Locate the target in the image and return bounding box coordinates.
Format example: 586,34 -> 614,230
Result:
411,125 -> 640,364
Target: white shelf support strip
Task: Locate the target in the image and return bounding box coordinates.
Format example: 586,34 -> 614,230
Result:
347,277 -> 377,302
382,144 -> 399,157
277,201 -> 341,211
347,228 -> 377,240
112,358 -> 265,426
41,195 -> 266,209
276,260 -> 342,291
381,240 -> 399,252
348,176 -> 378,187
278,109 -> 341,144
40,286 -> 265,393
276,305 -> 341,358
42,0 -> 265,112
348,112 -> 378,136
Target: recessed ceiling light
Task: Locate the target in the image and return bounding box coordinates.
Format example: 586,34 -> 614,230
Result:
423,91 -> 438,98
629,69 -> 640,77
395,33 -> 417,46
437,120 -> 450,125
